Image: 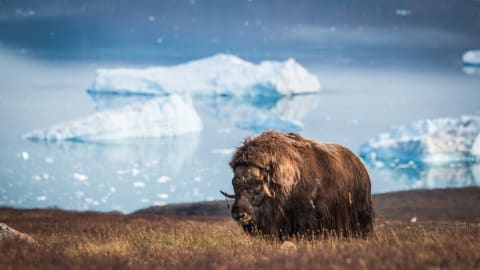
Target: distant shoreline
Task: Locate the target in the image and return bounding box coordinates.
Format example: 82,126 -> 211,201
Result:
132,187 -> 480,221
4,187 -> 477,221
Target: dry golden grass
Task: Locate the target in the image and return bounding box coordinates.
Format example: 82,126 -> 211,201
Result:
1,206 -> 479,270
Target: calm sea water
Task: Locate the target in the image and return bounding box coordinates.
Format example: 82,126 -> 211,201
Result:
0,48 -> 479,213
1,0 -> 479,212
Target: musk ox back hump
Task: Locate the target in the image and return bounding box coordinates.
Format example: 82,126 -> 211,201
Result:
227,131 -> 374,238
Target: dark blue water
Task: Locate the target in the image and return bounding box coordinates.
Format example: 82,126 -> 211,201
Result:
1,0 -> 479,212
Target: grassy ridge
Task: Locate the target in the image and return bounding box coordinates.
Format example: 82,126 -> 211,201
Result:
1,187 -> 480,269
135,187 -> 480,221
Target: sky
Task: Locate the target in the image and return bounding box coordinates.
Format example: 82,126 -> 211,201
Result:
0,0 -> 479,63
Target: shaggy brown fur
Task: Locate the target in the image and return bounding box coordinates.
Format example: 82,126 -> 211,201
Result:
227,131 -> 374,239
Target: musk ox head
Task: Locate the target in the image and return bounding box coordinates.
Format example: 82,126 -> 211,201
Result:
221,165 -> 275,234
220,132 -> 303,235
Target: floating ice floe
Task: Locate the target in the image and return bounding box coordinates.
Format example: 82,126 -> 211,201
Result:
23,95 -> 202,142
359,115 -> 480,166
88,54 -> 321,97
463,50 -> 480,66
395,9 -> 412,16
73,173 -> 88,182
20,151 -> 29,160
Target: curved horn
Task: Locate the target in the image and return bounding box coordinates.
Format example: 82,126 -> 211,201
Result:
220,190 -> 236,199
263,183 -> 275,199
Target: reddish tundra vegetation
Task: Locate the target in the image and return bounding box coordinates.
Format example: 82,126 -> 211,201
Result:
1,187 -> 479,270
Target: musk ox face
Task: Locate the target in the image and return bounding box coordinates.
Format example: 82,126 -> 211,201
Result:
221,166 -> 275,234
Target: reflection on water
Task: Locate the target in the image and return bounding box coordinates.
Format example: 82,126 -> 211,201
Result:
463,65 -> 480,75
368,163 -> 480,193
198,94 -> 320,132
1,92 -> 322,212
2,134 -> 201,212
89,91 -> 321,133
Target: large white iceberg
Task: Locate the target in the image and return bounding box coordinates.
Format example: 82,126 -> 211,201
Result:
359,116 -> 480,166
88,54 -> 321,96
23,95 -> 202,142
463,50 -> 480,65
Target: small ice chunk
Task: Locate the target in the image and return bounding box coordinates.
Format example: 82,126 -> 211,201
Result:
44,157 -> 54,163
194,176 -> 201,182
32,175 -> 41,181
145,160 -> 159,167
157,193 -> 169,199
73,173 -> 88,182
131,168 -> 140,177
15,9 -> 35,17
216,128 -> 231,134
211,148 -> 235,155
116,169 -> 129,175
133,181 -> 145,188
110,187 -> 116,193
463,50 -> 480,65
21,152 -> 29,160
42,173 -> 49,180
36,196 -> 47,201
157,176 -> 171,183
396,9 -> 412,16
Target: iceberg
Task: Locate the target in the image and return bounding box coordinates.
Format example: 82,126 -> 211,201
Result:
88,54 -> 321,97
23,95 -> 202,142
462,50 -> 480,66
359,116 -> 480,166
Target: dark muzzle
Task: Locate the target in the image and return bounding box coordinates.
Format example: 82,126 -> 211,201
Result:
231,206 -> 252,225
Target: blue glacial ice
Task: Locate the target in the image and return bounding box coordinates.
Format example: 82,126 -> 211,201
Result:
359,115 -> 480,166
23,95 -> 202,142
88,54 -> 321,97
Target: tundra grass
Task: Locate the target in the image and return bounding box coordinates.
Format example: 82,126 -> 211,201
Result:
1,207 -> 479,270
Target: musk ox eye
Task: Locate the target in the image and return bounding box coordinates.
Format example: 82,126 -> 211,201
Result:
246,179 -> 261,187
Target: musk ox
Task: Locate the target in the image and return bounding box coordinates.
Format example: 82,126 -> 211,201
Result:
221,131 -> 374,239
